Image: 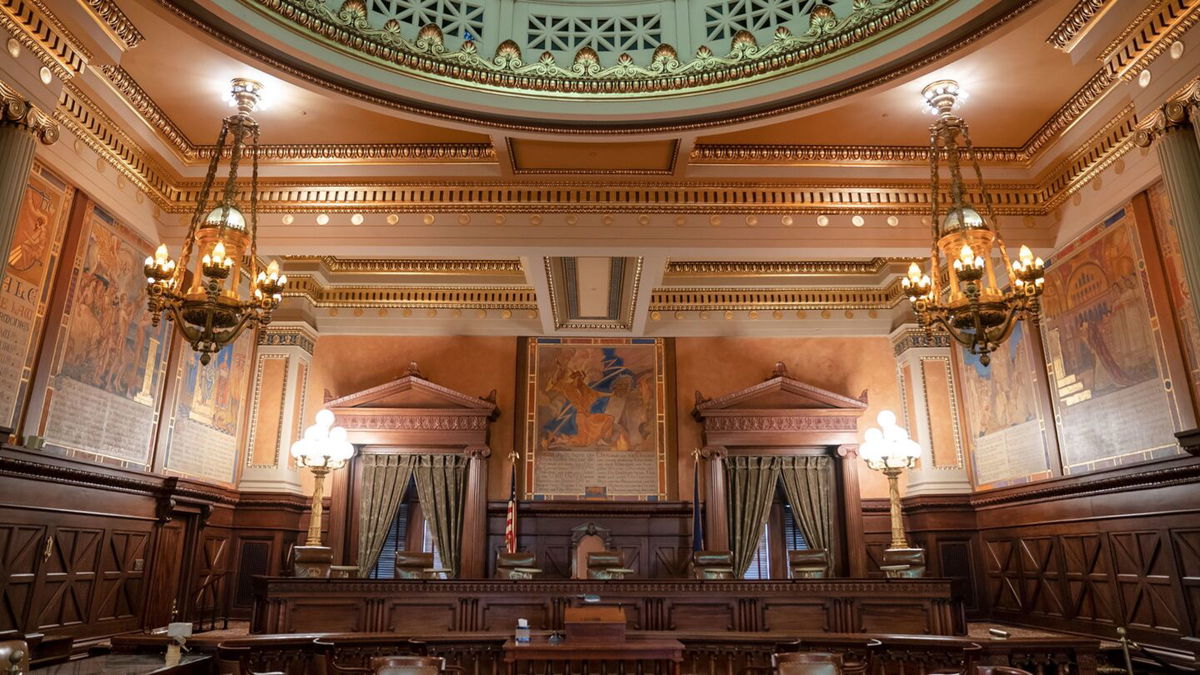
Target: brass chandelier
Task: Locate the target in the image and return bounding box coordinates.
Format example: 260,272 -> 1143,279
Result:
902,80 -> 1045,366
144,78 -> 286,365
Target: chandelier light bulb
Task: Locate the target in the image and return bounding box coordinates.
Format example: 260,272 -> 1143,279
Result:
315,408 -> 336,428
877,409 -> 897,428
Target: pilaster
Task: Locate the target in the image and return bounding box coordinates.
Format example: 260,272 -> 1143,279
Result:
0,79 -> 58,285
890,325 -> 972,496
238,321 -> 318,494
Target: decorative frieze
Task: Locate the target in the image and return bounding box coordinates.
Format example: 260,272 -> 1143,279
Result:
79,0 -> 144,49
705,415 -> 858,432
0,0 -> 90,79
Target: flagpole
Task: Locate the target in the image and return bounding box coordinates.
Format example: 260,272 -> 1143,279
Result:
691,447 -> 704,553
506,450 -> 520,554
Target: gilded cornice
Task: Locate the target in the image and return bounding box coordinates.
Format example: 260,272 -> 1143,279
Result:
54,82 -> 176,205
258,325 -> 317,354
283,256 -> 523,274
283,275 -> 538,310
0,79 -> 59,144
1046,0 -> 1114,51
650,280 -> 905,312
1100,0 -> 1199,81
249,0 -> 937,97
665,258 -> 918,276
79,0 -> 144,49
692,144 -> 1024,165
891,326 -> 951,356
1034,103 -> 1136,210
0,0 -> 90,79
97,65 -> 496,164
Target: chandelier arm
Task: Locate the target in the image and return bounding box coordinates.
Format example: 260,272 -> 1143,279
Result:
163,303 -> 201,344
177,121 -> 229,290
985,305 -> 1023,346
248,123 -> 261,289
962,122 -> 1016,281
928,315 -> 977,349
928,125 -> 943,296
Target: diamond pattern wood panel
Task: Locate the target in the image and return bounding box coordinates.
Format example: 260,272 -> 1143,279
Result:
0,524 -> 46,632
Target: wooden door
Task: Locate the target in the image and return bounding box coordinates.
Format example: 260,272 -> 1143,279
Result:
0,522 -> 48,633
143,520 -> 187,628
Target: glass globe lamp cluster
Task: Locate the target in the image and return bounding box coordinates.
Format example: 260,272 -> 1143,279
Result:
290,408 -> 355,470
860,410 -> 921,550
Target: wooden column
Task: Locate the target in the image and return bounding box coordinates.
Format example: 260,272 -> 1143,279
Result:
460,445 -> 491,578
838,444 -> 867,578
701,446 -> 728,552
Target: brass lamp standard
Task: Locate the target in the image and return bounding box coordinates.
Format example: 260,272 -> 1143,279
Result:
290,409 -> 355,547
859,411 -> 921,550
144,78 -> 286,365
902,80 -> 1045,367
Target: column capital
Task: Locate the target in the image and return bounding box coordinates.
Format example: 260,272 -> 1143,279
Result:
257,321 -> 318,354
890,324 -> 951,357
1134,76 -> 1200,147
465,445 -> 491,459
0,81 -> 58,145
698,445 -> 727,460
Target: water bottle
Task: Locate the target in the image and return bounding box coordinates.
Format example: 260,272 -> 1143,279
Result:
515,617 -> 530,644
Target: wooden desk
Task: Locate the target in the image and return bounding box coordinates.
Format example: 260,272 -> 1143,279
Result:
503,635 -> 683,675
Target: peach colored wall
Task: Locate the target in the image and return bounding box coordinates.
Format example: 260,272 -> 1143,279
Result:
675,337 -> 901,499
304,335 -> 519,498
302,335 -> 900,500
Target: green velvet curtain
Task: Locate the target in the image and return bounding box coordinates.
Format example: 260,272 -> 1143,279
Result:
413,454 -> 469,578
778,455 -> 835,570
725,455 -> 782,577
356,453 -> 417,578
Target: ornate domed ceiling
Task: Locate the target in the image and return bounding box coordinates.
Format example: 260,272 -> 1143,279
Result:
179,0 -> 1018,128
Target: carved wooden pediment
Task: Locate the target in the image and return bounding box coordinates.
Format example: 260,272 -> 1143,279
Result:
326,362 -> 498,446
692,362 -> 867,447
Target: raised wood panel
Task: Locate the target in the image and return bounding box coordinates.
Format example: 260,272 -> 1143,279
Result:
761,600 -> 828,632
858,602 -> 930,634
0,523 -> 45,633
92,530 -> 148,623
1171,529 -> 1200,636
288,600 -> 365,633
1061,534 -> 1113,624
191,532 -> 231,619
1019,537 -> 1065,618
1109,531 -> 1183,634
666,601 -> 733,631
479,600 -> 547,632
33,526 -> 102,631
384,601 -> 455,633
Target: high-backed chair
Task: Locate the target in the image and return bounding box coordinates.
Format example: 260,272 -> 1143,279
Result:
773,651 -> 843,675
394,551 -> 435,579
788,549 -> 830,579
0,639 -> 29,674
880,548 -> 926,578
496,551 -> 541,579
691,550 -> 736,579
586,550 -> 631,579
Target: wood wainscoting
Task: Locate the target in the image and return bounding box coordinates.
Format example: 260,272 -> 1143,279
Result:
250,578 -> 965,636
0,446 -> 309,648
863,455 -> 1200,662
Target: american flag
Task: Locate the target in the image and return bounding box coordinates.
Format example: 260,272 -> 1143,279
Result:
504,455 -> 518,553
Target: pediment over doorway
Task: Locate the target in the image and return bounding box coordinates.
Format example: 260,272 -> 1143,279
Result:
692,362 -> 867,447
325,362 -> 498,446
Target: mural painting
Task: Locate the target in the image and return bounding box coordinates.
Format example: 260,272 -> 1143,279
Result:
42,206 -> 169,466
165,330 -> 254,483
1040,206 -> 1181,474
0,167 -> 70,430
956,322 -> 1053,489
524,337 -> 668,500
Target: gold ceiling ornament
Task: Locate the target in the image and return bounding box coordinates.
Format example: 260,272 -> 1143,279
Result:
902,81 -> 1044,367
254,0 -> 936,96
144,78 -> 286,365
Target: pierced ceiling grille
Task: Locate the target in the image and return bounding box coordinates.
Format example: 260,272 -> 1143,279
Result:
366,0 -> 486,40
704,0 -> 836,41
527,13 -> 663,53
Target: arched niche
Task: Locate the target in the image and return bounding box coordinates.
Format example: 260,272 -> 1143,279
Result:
692,362 -> 868,577
324,363 -> 499,577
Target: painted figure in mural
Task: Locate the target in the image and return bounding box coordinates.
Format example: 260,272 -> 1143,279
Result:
60,221 -> 159,400
538,346 -> 656,452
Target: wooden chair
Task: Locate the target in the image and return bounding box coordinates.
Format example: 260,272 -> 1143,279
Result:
394,551 -> 435,579
586,550 -> 632,579
218,643 -> 288,675
315,637 -> 430,674
371,656 -> 460,675
788,549 -> 830,579
880,548 -> 926,578
691,550 -> 736,579
0,639 -> 29,674
495,551 -> 541,579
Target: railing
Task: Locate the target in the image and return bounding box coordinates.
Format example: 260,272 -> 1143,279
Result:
112,631 -> 1100,675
